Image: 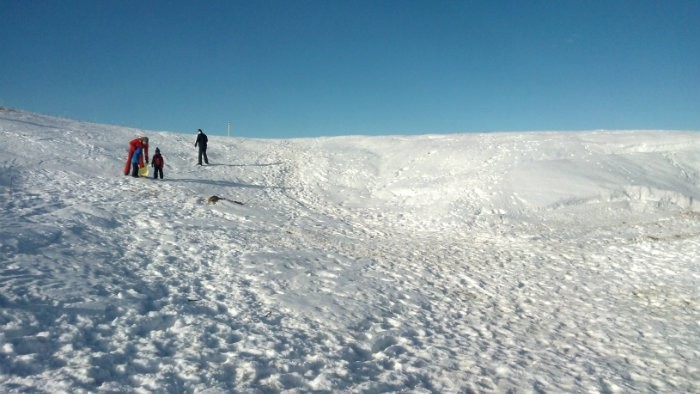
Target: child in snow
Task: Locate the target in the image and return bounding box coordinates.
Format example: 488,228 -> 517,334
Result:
151,147 -> 165,179
131,146 -> 142,177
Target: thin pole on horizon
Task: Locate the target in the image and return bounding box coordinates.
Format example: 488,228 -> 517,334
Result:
227,121 -> 231,137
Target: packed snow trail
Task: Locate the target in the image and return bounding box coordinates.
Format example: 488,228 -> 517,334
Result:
1,109 -> 699,392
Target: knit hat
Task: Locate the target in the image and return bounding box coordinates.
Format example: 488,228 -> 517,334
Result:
155,147 -> 160,154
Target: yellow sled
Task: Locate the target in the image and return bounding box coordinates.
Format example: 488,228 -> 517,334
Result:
139,164 -> 149,177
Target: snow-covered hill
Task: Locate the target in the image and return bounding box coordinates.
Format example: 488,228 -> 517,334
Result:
1,108 -> 699,392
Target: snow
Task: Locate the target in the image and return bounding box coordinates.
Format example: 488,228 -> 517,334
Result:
1,107 -> 699,392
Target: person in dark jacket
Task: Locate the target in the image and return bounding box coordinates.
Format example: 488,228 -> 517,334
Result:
194,129 -> 209,165
131,147 -> 143,177
151,147 -> 165,179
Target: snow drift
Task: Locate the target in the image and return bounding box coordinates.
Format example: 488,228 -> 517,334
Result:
1,108 -> 699,392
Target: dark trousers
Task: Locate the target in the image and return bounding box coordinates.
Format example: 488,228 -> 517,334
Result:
131,163 -> 140,177
198,146 -> 208,165
153,166 -> 163,179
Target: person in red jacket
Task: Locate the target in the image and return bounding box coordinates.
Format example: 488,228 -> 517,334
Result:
151,147 -> 165,179
123,136 -> 149,175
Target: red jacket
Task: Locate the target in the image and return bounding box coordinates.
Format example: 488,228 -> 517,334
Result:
152,153 -> 164,168
128,138 -> 149,163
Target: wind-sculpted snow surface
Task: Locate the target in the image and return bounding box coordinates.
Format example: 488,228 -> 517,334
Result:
1,108 -> 699,392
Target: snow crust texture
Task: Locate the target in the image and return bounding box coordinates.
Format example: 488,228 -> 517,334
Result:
1,108 -> 699,392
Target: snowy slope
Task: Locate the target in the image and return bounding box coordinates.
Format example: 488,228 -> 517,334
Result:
1,108 -> 699,393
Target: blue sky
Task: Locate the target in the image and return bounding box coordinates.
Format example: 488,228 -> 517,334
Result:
1,0 -> 698,138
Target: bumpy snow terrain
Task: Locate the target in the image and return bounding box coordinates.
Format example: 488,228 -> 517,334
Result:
1,108 -> 699,392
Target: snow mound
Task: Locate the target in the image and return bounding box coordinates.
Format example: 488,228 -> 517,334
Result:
1,110 -> 699,392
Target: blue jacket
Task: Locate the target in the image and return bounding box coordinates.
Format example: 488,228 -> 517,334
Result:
132,147 -> 142,164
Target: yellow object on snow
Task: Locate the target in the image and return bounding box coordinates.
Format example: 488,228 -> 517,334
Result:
139,165 -> 149,177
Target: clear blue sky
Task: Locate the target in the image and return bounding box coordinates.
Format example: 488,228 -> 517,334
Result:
2,0 -> 699,138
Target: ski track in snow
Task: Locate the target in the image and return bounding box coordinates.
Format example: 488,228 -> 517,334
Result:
1,109 -> 699,392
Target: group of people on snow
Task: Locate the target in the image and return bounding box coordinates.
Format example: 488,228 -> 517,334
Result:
123,129 -> 209,179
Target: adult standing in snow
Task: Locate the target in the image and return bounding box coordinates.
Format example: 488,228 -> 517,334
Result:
194,129 -> 209,165
123,136 -> 149,175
